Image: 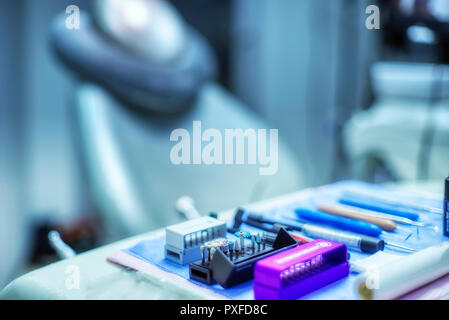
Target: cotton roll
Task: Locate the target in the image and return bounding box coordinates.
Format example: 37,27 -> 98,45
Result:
356,242 -> 449,300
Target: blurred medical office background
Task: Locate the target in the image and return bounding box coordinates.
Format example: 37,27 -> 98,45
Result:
2,0 -> 449,288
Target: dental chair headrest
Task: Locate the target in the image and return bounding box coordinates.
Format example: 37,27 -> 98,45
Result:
50,1 -> 217,113
93,0 -> 188,65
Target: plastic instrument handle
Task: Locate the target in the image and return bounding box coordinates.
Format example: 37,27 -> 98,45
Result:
317,204 -> 397,231
339,194 -> 420,221
295,208 -> 383,237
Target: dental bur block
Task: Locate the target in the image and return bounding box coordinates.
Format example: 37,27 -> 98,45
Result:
165,216 -> 227,265
189,228 -> 298,288
253,239 -> 349,300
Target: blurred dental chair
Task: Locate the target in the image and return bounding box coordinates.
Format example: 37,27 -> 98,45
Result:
345,1 -> 449,188
344,61 -> 449,187
50,0 -> 303,239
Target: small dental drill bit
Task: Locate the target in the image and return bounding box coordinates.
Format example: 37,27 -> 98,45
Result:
201,245 -> 205,265
251,233 -> 256,253
234,238 -> 240,258
239,231 -> 245,255
262,232 -> 266,250
229,240 -> 235,260
256,233 -> 261,251
222,243 -> 229,256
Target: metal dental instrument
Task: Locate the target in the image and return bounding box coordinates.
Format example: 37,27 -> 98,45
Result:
232,209 -> 416,253
278,215 -> 416,253
382,240 -> 417,252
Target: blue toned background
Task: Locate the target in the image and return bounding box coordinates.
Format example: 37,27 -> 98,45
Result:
1,0 -> 449,292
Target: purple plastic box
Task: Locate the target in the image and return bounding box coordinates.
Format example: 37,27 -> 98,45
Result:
253,239 -> 349,300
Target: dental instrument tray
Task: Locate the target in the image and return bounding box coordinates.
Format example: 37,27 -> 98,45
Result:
114,181 -> 446,300
253,239 -> 349,300
189,228 -> 297,288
